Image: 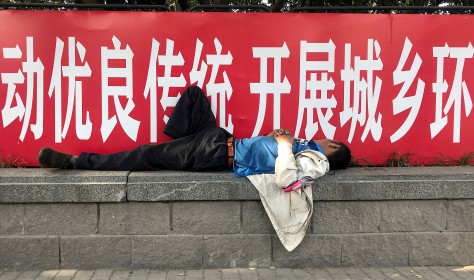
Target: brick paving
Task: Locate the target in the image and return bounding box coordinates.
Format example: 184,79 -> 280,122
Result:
2,266 -> 474,280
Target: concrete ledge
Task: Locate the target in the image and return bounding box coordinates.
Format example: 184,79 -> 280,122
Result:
315,166 -> 474,201
1,166 -> 474,269
127,171 -> 257,201
0,168 -> 129,203
1,167 -> 474,203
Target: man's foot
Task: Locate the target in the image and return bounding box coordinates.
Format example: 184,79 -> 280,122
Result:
38,147 -> 74,169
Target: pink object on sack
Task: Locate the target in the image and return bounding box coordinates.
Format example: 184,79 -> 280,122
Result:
283,176 -> 314,192
283,180 -> 303,192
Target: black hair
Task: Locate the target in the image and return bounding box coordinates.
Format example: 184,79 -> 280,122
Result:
326,141 -> 352,170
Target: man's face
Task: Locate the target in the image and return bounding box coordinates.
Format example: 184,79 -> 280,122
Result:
318,139 -> 341,157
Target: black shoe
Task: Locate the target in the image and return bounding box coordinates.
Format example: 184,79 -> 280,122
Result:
38,147 -> 73,169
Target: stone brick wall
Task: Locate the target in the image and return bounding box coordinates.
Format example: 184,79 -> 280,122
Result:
1,167 -> 474,269
1,198 -> 474,269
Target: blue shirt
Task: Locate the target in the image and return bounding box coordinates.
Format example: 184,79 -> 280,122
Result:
232,136 -> 322,177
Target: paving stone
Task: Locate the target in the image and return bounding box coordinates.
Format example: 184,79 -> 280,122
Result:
274,268 -> 293,275
203,269 -> 222,280
4,267 -> 474,280
0,271 -> 22,280
306,268 -> 334,280
166,270 -> 187,280
237,269 -> 258,280
360,267 -> 387,279
410,266 -> 446,279
71,270 -> 95,280
430,266 -> 466,279
450,266 -> 474,280
184,269 -> 204,280
394,267 -> 423,279
109,270 -> 131,280
342,268 -> 371,280
326,267 -> 351,280
274,275 -> 296,280
220,269 -> 240,280
35,270 -> 60,280
378,268 -> 410,279
146,270 -> 167,280
255,268 -> 277,280
128,269 -> 149,280
54,269 -> 77,280
274,268 -> 301,280
14,270 -> 40,280
90,269 -> 114,280
290,268 -> 313,280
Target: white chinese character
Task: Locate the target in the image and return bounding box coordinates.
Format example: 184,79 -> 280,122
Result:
205,39 -> 233,133
48,37 -> 92,143
250,42 -> 291,137
431,43 -> 473,143
390,37 -> 425,143
100,36 -> 139,142
144,39 -> 186,142
144,39 -> 161,143
1,45 -> 25,128
1,37 -> 44,141
340,39 -> 383,143
295,40 -> 336,140
189,38 -> 208,88
158,39 -> 186,114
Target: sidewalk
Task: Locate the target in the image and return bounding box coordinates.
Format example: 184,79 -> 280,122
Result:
2,266 -> 474,280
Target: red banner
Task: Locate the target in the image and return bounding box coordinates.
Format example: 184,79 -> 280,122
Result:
0,10 -> 473,167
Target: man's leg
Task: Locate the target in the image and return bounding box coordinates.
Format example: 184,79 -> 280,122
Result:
39,140 -> 195,171
74,143 -> 172,171
74,127 -> 229,171
38,86 -> 228,171
164,86 -> 217,139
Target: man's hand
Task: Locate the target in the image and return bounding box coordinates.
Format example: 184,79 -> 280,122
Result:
267,128 -> 291,137
275,134 -> 294,144
273,129 -> 294,145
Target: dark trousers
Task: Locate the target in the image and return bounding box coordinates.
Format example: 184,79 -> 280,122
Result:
75,86 -> 232,171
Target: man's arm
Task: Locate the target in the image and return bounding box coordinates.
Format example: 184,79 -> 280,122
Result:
273,131 -> 298,188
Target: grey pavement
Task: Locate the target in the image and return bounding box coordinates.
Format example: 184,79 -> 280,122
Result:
3,266 -> 474,280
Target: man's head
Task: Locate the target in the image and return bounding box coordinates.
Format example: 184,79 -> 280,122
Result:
315,139 -> 352,170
